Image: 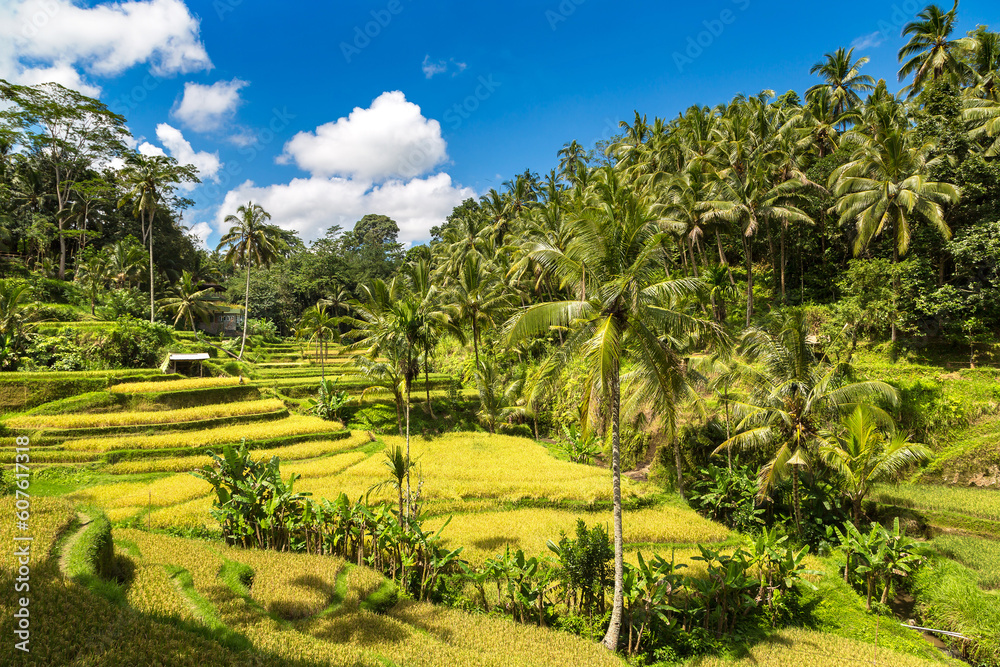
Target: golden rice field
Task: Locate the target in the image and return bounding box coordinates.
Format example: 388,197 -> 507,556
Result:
116,529 -> 624,666
327,433 -> 649,503
103,432 -> 374,474
68,473 -> 211,512
6,398 -> 286,430
110,377 -> 244,393
0,496 -> 76,559
875,483 -> 1000,523
425,504 -> 732,564
686,627 -> 952,667
63,414 -> 343,451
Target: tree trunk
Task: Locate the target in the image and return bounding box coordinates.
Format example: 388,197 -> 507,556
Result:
405,376 -> 411,524
779,222 -> 787,304
743,236 -> 754,327
148,210 -> 156,324
424,343 -> 435,418
239,264 -> 250,359
673,435 -> 685,499
602,363 -> 624,652
717,234 -> 736,286
891,223 -> 899,351
472,317 -> 480,370
792,466 -> 802,536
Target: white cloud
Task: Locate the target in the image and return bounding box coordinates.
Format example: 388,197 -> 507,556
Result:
0,0 -> 210,95
422,55 -> 467,79
173,79 -> 248,132
422,55 -> 448,79
850,31 -> 884,51
279,91 -> 448,182
137,123 -> 222,188
215,173 -> 475,246
186,221 -> 213,248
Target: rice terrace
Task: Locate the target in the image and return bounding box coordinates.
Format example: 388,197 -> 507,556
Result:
3,0 -> 1000,665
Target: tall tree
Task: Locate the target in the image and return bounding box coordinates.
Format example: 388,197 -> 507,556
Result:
808,47 -> 876,117
118,153 -> 199,323
506,166 -> 725,651
0,81 -> 129,279
897,1 -> 970,95
830,124 -> 960,344
217,203 -> 290,359
716,312 -> 898,534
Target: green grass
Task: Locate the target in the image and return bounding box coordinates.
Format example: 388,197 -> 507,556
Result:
931,534 -> 1000,589
875,483 -> 1000,523
914,557 -> 1000,665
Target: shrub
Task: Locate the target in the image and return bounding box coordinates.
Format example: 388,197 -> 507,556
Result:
97,317 -> 173,368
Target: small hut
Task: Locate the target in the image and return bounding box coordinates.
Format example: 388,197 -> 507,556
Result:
166,353 -> 210,376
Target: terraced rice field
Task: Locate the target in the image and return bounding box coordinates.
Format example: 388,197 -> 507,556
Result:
7,398 -> 286,430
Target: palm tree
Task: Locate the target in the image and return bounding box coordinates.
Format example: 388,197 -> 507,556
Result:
958,25 -> 1000,97
118,153 -> 198,324
808,47 -> 876,117
74,253 -> 110,316
820,405 -> 931,524
157,270 -> 215,331
451,253 -> 510,369
107,237 -> 147,289
897,1 -> 971,95
506,166 -> 725,651
714,311 -> 898,534
830,125 -> 960,344
702,159 -> 814,326
299,302 -> 339,380
216,202 -> 290,359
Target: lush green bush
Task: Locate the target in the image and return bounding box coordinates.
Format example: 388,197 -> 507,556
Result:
97,288 -> 147,320
96,317 -> 173,368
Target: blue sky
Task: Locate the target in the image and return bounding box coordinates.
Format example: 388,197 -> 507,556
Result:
1,0 -> 996,247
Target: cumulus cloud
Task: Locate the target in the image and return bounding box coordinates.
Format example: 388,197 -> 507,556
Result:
173,79 -> 248,132
279,91 -> 448,182
216,173 -> 475,246
0,0 -> 210,95
138,123 -> 222,188
186,221 -> 213,248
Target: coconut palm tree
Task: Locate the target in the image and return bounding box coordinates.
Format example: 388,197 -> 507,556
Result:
216,202 -> 290,359
714,311 -> 899,534
350,294 -> 425,521
506,166 -> 726,651
820,404 -> 931,524
107,237 -> 147,289
157,270 -> 215,331
808,47 -> 876,117
118,153 -> 198,324
830,125 -> 960,344
451,253 -> 510,369
897,1 -> 971,95
299,302 -> 339,381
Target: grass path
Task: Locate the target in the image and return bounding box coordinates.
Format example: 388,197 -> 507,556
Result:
58,511 -> 92,578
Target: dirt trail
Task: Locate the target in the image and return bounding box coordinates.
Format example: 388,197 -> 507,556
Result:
58,512 -> 92,578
